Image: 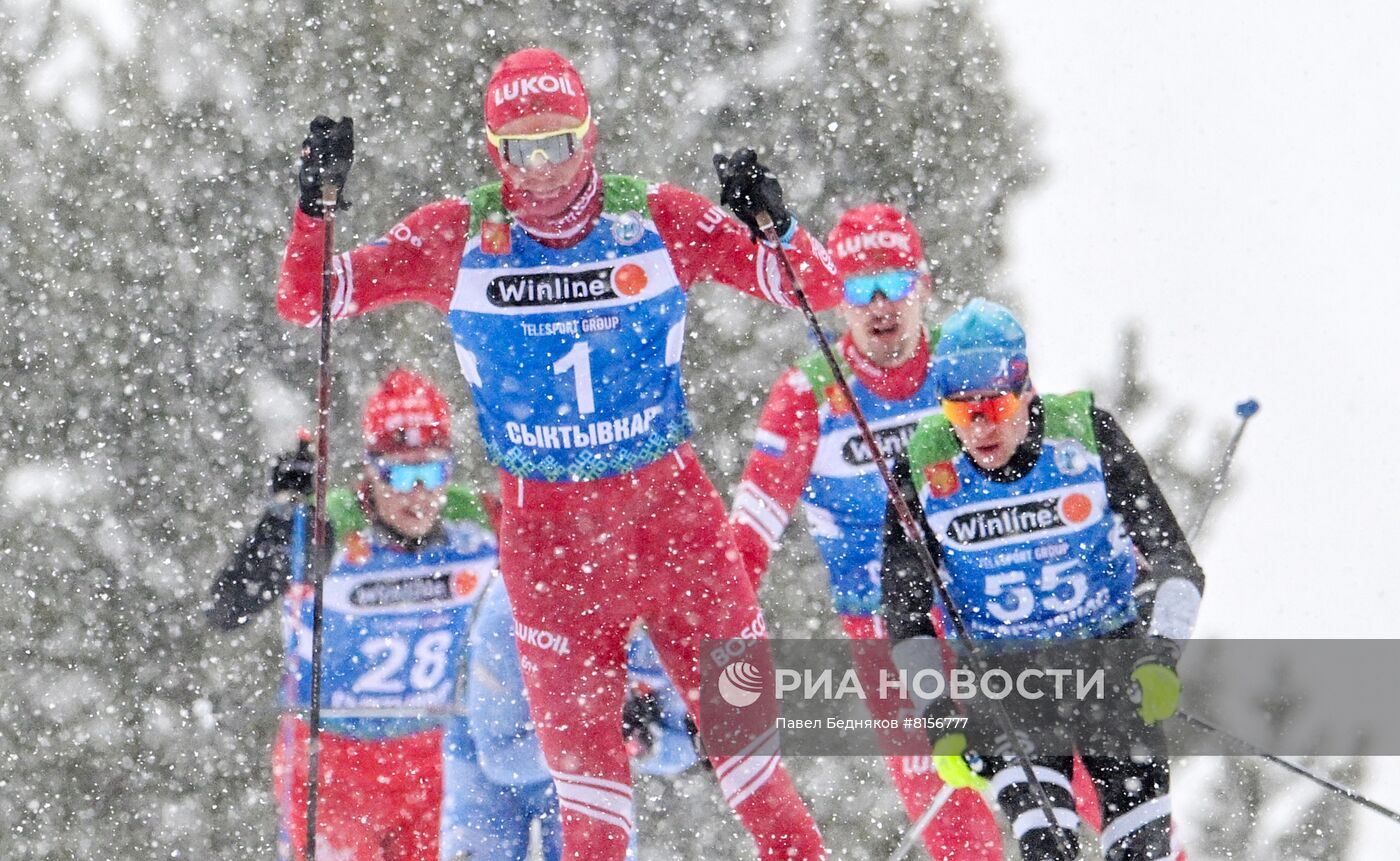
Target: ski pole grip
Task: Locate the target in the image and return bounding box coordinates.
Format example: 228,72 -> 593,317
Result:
755,211 -> 776,233
320,184 -> 339,210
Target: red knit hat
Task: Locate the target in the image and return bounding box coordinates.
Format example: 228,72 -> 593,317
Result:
825,204 -> 926,280
484,48 -> 590,131
362,369 -> 451,455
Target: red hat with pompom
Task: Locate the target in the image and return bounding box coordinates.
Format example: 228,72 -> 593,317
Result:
825,204 -> 926,281
362,369 -> 451,455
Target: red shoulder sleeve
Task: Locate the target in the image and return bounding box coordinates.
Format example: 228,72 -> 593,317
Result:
648,184 -> 842,310
730,367 -> 821,588
276,198 -> 471,325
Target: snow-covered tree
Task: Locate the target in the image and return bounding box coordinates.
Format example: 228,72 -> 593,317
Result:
3,2 -> 1309,859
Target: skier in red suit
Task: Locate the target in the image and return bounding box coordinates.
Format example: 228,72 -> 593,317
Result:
278,48 -> 839,861
730,205 -> 1003,859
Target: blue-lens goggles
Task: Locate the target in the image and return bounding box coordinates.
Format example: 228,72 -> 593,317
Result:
842,270 -> 920,306
375,459 -> 452,492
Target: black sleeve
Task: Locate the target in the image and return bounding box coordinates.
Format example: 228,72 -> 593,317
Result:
206,504 -> 297,631
1092,407 -> 1206,639
881,455 -> 961,720
880,454 -> 942,645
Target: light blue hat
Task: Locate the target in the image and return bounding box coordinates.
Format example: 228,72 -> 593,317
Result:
932,299 -> 1029,398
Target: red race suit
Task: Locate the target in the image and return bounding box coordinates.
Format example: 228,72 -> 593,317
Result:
278,180 -> 840,861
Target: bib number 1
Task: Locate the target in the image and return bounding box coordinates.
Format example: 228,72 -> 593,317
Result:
553,342 -> 596,416
549,321 -> 683,419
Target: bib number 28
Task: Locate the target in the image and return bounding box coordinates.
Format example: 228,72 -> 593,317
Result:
353,630 -> 454,694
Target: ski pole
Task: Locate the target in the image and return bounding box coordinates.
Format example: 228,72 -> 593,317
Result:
305,182 -> 339,861
1178,711 -> 1400,826
1169,400 -> 1400,828
748,209 -> 1078,859
1185,398 -> 1259,543
1135,398 -> 1259,612
887,784 -> 955,861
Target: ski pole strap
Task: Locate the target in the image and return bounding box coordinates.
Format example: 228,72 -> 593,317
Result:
754,211 -> 1078,859
1179,711 -> 1400,825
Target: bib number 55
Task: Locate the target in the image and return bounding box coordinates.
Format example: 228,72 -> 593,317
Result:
983,560 -> 1088,624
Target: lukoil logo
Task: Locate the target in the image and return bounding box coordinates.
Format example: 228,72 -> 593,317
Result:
491,74 -> 579,106
718,660 -> 765,707
514,620 -> 571,656
832,230 -> 911,260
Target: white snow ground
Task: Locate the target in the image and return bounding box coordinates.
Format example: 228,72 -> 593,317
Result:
977,1 -> 1400,857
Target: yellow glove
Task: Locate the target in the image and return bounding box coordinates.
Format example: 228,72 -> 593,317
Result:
931,732 -> 988,792
1131,662 -> 1181,725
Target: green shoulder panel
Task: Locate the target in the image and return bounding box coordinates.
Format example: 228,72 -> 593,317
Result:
795,351 -> 841,408
327,487 -> 368,540
466,182 -> 506,237
907,415 -> 962,492
1040,391 -> 1098,453
443,484 -> 492,530
324,484 -> 493,544
601,175 -> 651,215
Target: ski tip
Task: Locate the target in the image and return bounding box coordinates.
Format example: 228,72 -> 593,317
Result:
1235,399 -> 1260,418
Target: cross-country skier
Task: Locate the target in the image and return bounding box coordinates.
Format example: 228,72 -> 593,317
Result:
208,369 -> 497,861
276,47 -> 839,860
728,204 -> 1003,860
445,577 -> 698,861
212,367 -> 695,860
881,299 -> 1202,861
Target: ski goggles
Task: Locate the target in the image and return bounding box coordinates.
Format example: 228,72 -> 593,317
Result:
842,269 -> 920,306
373,458 -> 452,492
486,114 -> 591,168
940,389 -> 1025,428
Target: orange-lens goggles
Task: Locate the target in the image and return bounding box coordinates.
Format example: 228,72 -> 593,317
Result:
941,391 -> 1022,428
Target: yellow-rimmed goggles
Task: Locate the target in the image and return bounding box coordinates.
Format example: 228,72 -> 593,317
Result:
486,114 -> 591,168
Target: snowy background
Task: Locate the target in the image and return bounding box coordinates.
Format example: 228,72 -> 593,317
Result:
979,2 -> 1400,857
2,0 -> 1396,858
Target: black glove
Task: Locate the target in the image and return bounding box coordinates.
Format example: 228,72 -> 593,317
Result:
621,687 -> 664,760
713,148 -> 793,241
298,116 -> 354,217
269,435 -> 315,499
